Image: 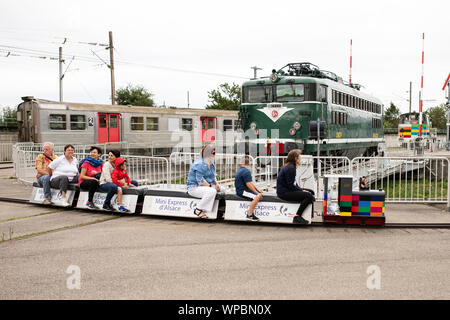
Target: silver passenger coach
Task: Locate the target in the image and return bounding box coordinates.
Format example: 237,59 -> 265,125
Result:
16,97 -> 239,148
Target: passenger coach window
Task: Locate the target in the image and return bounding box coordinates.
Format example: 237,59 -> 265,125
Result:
223,119 -> 233,131
131,117 -> 144,131
70,115 -> 86,130
49,114 -> 66,130
146,117 -> 158,131
181,118 -> 193,131
276,84 -> 305,102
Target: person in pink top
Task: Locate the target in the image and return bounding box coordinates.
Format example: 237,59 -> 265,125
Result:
79,146 -> 103,209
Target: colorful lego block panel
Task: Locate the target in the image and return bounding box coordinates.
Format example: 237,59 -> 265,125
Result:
398,125 -> 411,138
340,191 -> 385,217
411,124 -> 428,136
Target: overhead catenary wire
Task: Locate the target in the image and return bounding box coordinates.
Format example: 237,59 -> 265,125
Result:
0,44 -> 249,79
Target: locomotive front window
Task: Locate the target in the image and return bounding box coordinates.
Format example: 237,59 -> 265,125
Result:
244,86 -> 273,103
131,117 -> 144,131
49,114 -> 66,130
70,115 -> 86,130
276,84 -> 305,102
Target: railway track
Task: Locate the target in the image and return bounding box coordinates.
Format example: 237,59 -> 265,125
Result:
1,196 -> 450,229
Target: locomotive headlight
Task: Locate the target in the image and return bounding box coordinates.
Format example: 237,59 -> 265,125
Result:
289,129 -> 296,136
250,122 -> 257,130
293,122 -> 301,130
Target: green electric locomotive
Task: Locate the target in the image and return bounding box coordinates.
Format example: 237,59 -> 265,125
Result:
238,62 -> 384,158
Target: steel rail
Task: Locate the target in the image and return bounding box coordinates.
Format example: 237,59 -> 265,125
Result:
1,196 -> 449,229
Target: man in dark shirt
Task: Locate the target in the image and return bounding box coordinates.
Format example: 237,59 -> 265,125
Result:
235,155 -> 263,221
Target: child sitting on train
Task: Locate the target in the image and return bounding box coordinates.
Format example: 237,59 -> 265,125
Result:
112,158 -> 139,189
234,155 -> 262,221
98,149 -> 128,213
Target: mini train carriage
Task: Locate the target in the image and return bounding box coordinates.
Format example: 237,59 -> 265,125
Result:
30,182 -> 143,213
141,189 -> 223,219
322,175 -> 386,226
238,62 -> 384,159
30,182 -> 78,207
224,194 -> 313,224
75,188 -> 141,213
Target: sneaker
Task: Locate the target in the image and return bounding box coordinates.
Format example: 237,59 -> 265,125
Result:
102,203 -> 114,211
293,215 -> 309,225
86,201 -> 99,210
246,214 -> 260,221
117,205 -> 130,213
61,199 -> 71,207
42,198 -> 52,205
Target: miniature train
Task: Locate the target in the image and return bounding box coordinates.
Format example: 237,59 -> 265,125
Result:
30,176 -> 386,227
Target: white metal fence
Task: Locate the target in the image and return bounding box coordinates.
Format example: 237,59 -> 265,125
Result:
11,148 -> 450,209
0,143 -> 13,163
14,150 -> 168,188
168,152 -> 254,189
351,157 -> 450,205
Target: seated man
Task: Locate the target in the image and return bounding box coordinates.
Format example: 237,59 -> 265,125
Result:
360,176 -> 370,191
234,155 -> 263,221
35,142 -> 57,205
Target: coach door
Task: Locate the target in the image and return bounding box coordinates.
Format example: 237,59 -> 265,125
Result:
98,113 -> 120,143
200,117 -> 216,143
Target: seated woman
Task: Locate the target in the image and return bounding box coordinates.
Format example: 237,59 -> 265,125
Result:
49,144 -> 79,207
99,149 -> 129,213
186,144 -> 225,219
276,149 -> 315,225
78,146 -> 103,209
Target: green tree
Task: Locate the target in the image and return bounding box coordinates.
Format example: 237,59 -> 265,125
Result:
206,82 -> 241,110
425,103 -> 448,130
383,102 -> 400,128
115,84 -> 155,106
0,106 -> 18,131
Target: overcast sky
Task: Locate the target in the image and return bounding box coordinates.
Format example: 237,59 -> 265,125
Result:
0,0 -> 449,114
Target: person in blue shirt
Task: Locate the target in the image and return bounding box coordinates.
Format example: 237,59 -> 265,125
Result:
276,149 -> 315,225
235,155 -> 263,221
187,144 -> 225,219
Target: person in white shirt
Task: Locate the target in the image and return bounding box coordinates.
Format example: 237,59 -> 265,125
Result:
49,144 -> 78,206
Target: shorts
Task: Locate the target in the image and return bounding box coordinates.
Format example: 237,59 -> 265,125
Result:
240,191 -> 257,200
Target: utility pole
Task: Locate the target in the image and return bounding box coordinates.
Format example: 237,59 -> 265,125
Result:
409,81 -> 412,121
187,91 -> 190,108
59,47 -> 63,102
109,31 -> 116,105
251,66 -> 262,79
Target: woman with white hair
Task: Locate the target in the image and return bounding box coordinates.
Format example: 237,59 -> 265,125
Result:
186,144 -> 225,219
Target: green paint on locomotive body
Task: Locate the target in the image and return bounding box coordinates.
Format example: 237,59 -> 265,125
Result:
239,72 -> 384,156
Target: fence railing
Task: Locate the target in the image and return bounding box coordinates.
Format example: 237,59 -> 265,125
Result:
14,150 -> 168,188
168,152 -> 254,189
0,143 -> 13,163
11,149 -> 450,209
351,157 -> 449,206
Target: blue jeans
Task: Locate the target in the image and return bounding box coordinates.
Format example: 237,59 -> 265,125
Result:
98,182 -> 118,206
37,175 -> 52,199
131,180 -> 138,187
